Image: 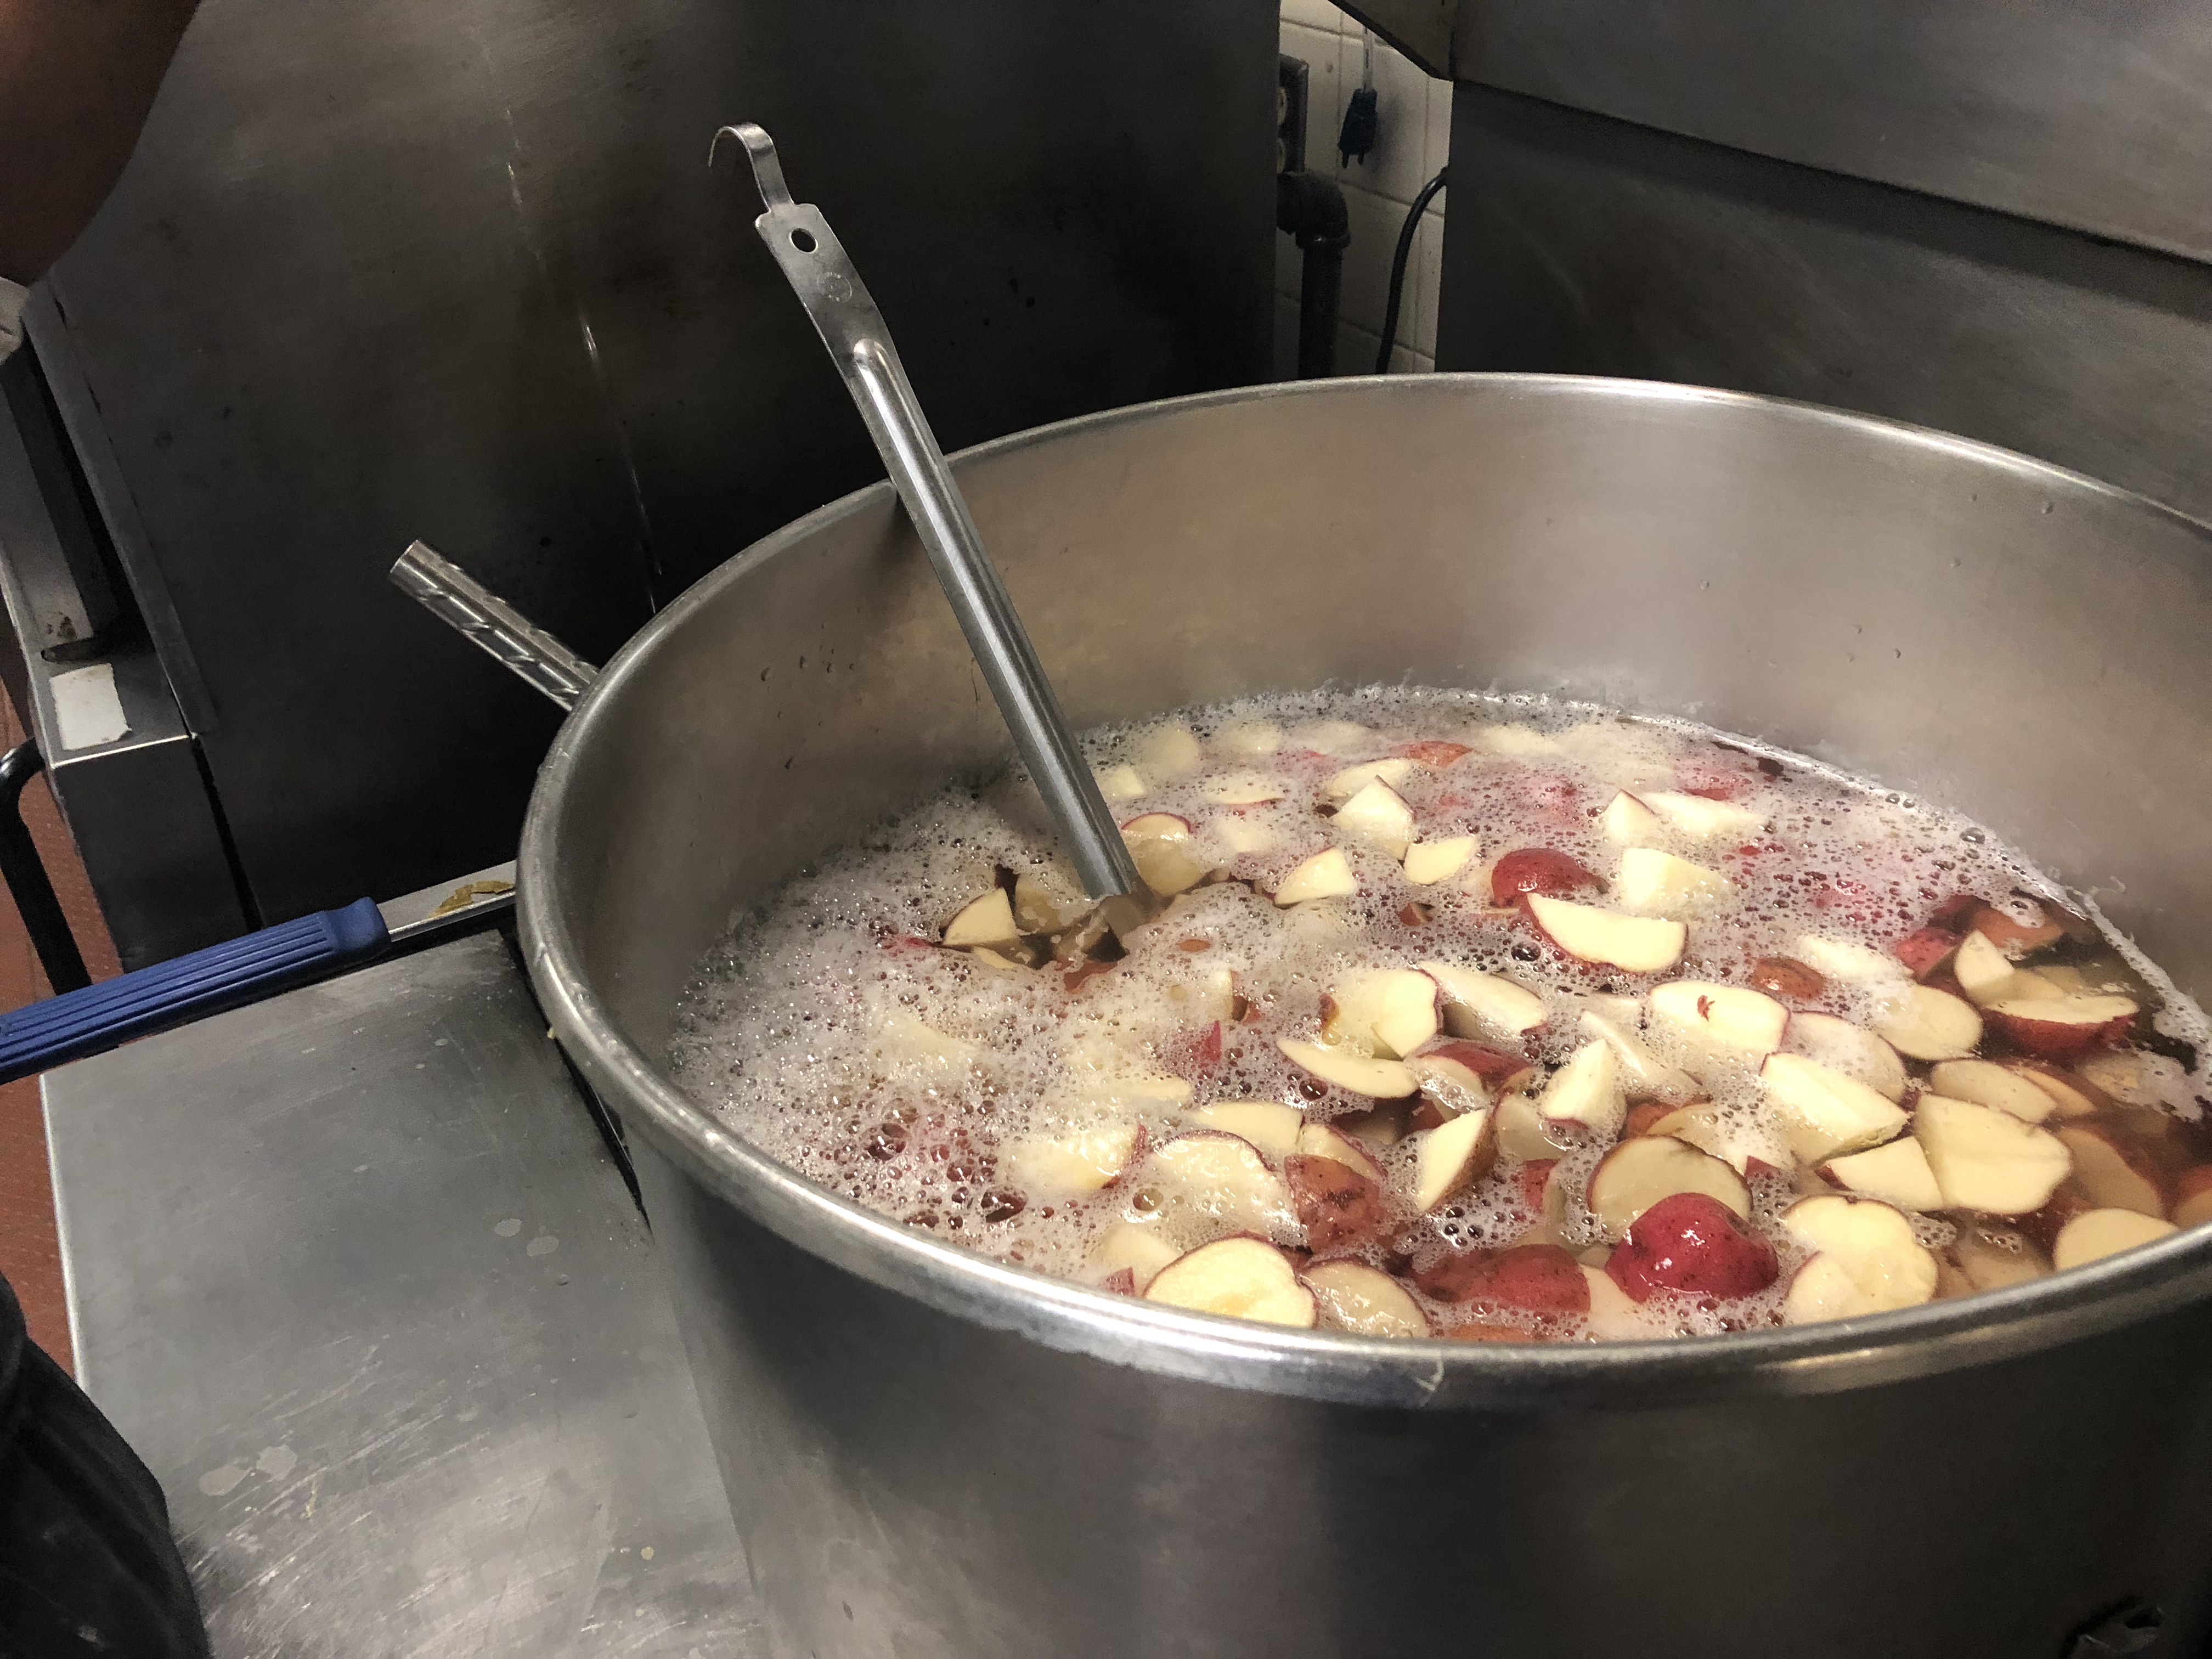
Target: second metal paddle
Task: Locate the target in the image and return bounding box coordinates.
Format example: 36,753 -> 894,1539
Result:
718,122 -> 1155,943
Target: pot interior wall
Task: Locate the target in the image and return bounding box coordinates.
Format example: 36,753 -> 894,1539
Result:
539,376 -> 2212,1065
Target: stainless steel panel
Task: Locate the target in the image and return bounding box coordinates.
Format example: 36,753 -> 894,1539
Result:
38,0 -> 1275,928
0,353 -> 117,654
521,375 -> 2212,1655
1451,0 -> 2212,266
46,932 -> 758,1657
0,419 -> 246,965
1436,87 -> 2212,526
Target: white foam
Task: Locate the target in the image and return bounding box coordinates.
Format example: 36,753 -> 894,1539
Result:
667,686 -> 2212,1337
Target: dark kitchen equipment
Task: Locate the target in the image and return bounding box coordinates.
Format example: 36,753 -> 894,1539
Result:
0,0 -> 1277,962
515,373 -> 2212,1658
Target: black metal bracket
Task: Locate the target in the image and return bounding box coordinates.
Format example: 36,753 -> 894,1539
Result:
0,742 -> 92,995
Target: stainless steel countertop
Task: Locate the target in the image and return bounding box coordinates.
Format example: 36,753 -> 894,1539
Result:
43,929 -> 762,1657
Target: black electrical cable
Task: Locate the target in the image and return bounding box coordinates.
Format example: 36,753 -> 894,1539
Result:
1375,166 -> 1447,375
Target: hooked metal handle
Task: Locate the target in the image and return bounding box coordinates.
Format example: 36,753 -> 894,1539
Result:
713,122 -> 1144,908
389,540 -> 600,713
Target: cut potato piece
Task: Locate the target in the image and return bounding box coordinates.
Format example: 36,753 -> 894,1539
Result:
1424,961 -> 1547,1037
1136,723 -> 1203,780
1585,1135 -> 1750,1240
1525,895 -> 1686,974
1091,1223 -> 1182,1291
1212,815 -> 1277,856
1274,849 -> 1358,906
1914,1097 -> 2072,1216
2052,1208 -> 2179,1272
1788,1013 -> 1907,1103
1335,778 -> 1417,859
1005,1122 -> 1142,1200
1493,1091 -> 1570,1163
943,888 -> 1020,949
1581,1265 -> 1658,1339
1121,813 -> 1208,896
1144,1237 -> 1318,1326
1323,758 -> 1415,802
1093,763 -> 1146,802
1928,1059 -> 2057,1124
1616,848 -> 1733,916
1579,1002 -> 1700,1102
1412,1107 -> 1499,1212
1646,1102 -> 1761,1176
1216,719 -> 1284,757
1143,1133 -> 1295,1232
1760,1053 -> 1910,1164
1536,1040 -> 1625,1138
1874,984 -> 1983,1062
1295,1120 -> 1385,1181
1277,1038 -> 1417,1099
1599,791 -> 1663,847
1985,995 -> 2137,1061
1781,1195 -> 1939,1324
1649,980 -> 1788,1057
1013,871 -> 1084,936
1476,724 -> 1561,757
1951,1221 -> 2050,1292
1322,968 -> 1441,1059
1795,934 -> 1909,986
1302,1261 -> 1429,1336
1295,719 -> 1379,757
1823,1136 -> 1942,1212
1192,1101 -> 1301,1159
1952,931 -> 2061,1008
1204,773 -> 1288,805
2054,1125 -> 2166,1217
1640,791 -> 1764,839
1403,836 -> 1479,885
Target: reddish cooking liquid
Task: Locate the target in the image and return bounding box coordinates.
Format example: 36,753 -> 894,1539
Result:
668,691 -> 2212,1341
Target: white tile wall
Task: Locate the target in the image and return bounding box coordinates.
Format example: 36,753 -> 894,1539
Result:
1274,3 -> 1449,379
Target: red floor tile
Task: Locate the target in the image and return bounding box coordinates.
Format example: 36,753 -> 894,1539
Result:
0,687 -> 122,1375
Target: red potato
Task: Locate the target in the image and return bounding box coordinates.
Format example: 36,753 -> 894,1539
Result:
1097,1268 -> 1137,1297
1294,1121 -> 1386,1182
1445,1322 -> 1541,1344
1963,900 -> 2069,956
1750,956 -> 1829,1001
1175,1020 -> 1224,1077
1491,848 -> 1602,907
1396,739 -> 1473,768
1605,1192 -> 1780,1304
1985,996 -> 2138,1061
1415,1041 -> 1539,1098
1120,812 -> 1209,896
2053,1125 -> 2166,1218
1893,927 -> 1964,980
2011,1062 -> 2113,1118
1416,1244 -> 1590,1316
1623,1101 -> 1672,1138
1284,1154 -> 1390,1252
1519,1158 -> 1564,1216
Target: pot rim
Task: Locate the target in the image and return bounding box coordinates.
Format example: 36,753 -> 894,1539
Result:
520,371 -> 2212,1410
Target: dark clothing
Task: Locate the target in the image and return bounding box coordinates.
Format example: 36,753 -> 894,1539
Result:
0,1271 -> 210,1658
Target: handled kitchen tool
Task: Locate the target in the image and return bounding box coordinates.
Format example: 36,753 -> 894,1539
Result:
0,899 -> 390,1084
715,122 -> 1153,931
390,540 -> 599,712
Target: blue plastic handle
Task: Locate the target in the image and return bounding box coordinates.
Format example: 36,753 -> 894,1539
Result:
0,898 -> 390,1085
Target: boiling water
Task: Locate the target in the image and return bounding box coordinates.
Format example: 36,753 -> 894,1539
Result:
668,689 -> 2212,1340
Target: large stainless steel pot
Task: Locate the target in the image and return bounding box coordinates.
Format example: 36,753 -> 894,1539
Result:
518,376 -> 2212,1659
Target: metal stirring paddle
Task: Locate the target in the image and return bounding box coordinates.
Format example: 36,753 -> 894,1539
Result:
715,122 -> 1155,942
